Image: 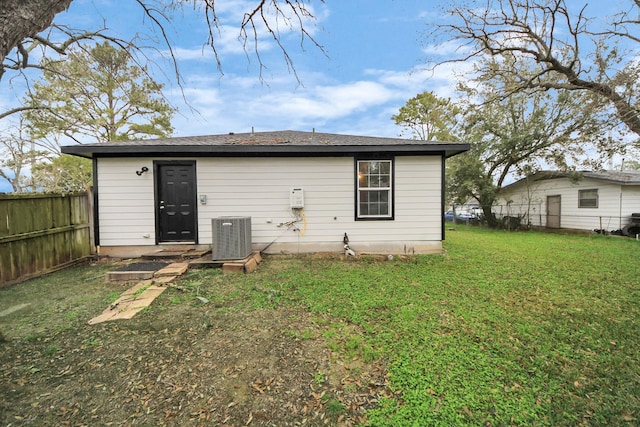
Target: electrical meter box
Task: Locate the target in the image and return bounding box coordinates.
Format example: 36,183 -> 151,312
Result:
290,188 -> 304,208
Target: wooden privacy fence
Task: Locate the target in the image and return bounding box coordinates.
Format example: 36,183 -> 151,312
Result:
0,193 -> 93,287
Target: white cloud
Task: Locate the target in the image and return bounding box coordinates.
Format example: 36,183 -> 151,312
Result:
421,39 -> 474,57
173,0 -> 327,58
167,66 -> 427,138
316,81 -> 395,114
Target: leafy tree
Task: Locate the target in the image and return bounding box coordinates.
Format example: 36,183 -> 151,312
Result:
30,155 -> 92,194
15,42 -> 174,192
433,0 -> 640,144
25,42 -> 174,145
0,118 -> 52,193
621,159 -> 640,171
446,56 -> 607,227
392,91 -> 460,141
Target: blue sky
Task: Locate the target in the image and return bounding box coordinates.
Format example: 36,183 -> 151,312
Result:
151,0 -> 457,138
0,0 -> 466,192
1,0 -> 460,140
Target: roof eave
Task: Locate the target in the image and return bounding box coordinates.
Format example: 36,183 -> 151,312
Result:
500,171 -> 640,191
61,143 -> 470,159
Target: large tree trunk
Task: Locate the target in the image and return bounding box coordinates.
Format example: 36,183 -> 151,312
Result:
482,205 -> 500,229
0,0 -> 72,70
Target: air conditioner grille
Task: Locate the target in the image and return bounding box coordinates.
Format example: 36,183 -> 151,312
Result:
212,217 -> 252,260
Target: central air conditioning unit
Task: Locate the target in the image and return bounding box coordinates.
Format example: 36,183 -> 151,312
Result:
212,217 -> 252,260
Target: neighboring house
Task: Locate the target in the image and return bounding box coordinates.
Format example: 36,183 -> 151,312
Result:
61,130 -> 468,258
495,170 -> 640,232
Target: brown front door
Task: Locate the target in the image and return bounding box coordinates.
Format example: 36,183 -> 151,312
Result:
547,195 -> 561,229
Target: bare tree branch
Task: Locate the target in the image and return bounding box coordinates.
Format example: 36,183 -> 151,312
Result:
0,106 -> 40,121
237,0 -> 327,83
432,0 -> 640,140
134,0 -> 183,85
1,1 -> 326,85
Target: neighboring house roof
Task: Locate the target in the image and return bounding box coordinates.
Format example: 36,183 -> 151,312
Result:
502,170 -> 640,192
61,130 -> 469,159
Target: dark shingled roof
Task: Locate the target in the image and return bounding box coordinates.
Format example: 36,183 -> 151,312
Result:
61,130 -> 469,159
581,170 -> 640,184
503,170 -> 640,190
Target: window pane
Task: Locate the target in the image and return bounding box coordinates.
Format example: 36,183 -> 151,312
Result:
358,163 -> 368,187
369,202 -> 380,215
359,201 -> 369,216
359,160 -> 391,189
379,202 -> 389,215
359,189 -> 390,216
379,161 -> 390,174
357,160 -> 392,218
579,189 -> 598,208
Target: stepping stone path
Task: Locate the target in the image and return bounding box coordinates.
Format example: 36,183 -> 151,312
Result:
89,262 -> 188,325
90,251 -> 262,325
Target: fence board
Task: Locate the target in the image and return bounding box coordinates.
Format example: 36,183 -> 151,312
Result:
0,201 -> 8,237
0,193 -> 93,287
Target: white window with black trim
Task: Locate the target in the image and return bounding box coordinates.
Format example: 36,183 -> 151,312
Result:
578,189 -> 598,208
356,159 -> 393,219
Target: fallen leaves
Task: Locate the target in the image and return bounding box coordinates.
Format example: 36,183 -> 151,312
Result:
251,377 -> 278,394
1,303 -> 390,426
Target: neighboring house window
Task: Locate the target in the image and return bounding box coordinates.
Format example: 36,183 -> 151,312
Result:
356,159 -> 393,219
578,189 -> 598,208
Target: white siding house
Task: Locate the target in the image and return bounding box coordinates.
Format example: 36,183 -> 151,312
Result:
62,131 -> 468,258
495,171 -> 640,233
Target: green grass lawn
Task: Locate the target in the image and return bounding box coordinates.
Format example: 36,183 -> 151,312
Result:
240,227 -> 639,425
1,227 -> 638,425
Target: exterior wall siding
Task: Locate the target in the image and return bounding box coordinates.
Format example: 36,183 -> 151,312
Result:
97,158 -> 156,247
96,156 -> 443,255
496,177 -> 639,231
622,186 -> 640,218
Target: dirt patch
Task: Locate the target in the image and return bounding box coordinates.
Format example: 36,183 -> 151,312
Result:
0,298 -> 390,426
